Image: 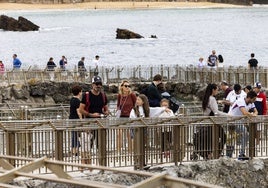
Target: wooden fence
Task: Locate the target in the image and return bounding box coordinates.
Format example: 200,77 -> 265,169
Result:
1,65 -> 268,87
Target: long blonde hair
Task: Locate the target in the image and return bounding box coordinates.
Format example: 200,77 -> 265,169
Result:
119,80 -> 132,95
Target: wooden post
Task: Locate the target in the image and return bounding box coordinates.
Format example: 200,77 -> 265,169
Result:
55,130 -> 64,161
134,126 -> 145,170
173,125 -> 179,166
98,128 -> 107,167
212,124 -> 220,159
6,131 -> 15,166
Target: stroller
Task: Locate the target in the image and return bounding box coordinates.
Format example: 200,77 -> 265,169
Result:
191,125 -> 226,160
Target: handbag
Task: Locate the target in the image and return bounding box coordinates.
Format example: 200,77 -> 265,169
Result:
115,110 -> 121,118
116,94 -> 128,118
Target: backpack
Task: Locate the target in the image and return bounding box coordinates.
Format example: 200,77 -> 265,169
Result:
84,91 -> 106,113
140,86 -> 148,96
169,97 -> 180,113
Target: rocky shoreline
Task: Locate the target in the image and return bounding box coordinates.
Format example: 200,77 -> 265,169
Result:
0,81 -> 205,107
11,157 -> 268,188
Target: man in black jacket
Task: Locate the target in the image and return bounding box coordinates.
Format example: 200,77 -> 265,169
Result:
147,74 -> 163,107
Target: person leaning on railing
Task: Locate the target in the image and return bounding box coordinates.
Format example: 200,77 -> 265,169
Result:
228,90 -> 258,160
198,83 -> 227,160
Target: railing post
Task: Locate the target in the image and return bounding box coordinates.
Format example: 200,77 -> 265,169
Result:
172,125 -> 181,166
212,124 -> 220,159
160,64 -> 164,78
248,122 -> 256,158
98,128 -> 107,167
134,126 -> 145,170
55,129 -> 64,161
6,131 -> 15,166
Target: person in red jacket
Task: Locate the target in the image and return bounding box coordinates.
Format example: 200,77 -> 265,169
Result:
253,82 -> 267,145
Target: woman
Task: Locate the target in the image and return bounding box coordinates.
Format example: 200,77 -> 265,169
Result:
202,83 -> 227,116
116,80 -> 136,152
195,83 -> 227,159
117,80 -> 137,117
129,94 -> 170,169
130,94 -> 169,118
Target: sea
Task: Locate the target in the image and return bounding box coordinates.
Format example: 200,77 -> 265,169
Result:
0,6 -> 268,70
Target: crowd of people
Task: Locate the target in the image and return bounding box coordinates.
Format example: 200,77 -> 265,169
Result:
197,50 -> 259,70
0,51 -> 259,79
67,68 -> 267,169
198,81 -> 267,160
0,54 -> 103,81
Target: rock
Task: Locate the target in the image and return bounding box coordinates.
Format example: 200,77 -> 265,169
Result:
0,15 -> 39,31
116,28 -> 144,39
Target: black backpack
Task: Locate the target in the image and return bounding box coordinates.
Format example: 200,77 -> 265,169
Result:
169,97 -> 180,113
140,86 -> 149,96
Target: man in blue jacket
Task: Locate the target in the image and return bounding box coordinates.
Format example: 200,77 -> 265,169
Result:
13,54 -> 22,69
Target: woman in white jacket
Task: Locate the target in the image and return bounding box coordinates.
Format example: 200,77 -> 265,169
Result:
129,94 -> 168,118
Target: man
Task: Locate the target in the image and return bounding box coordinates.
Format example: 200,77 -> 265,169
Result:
147,74 -> 163,107
13,54 -> 22,69
248,53 -> 258,69
78,57 -> 86,81
220,81 -> 232,113
79,76 -> 109,151
59,55 -> 67,71
253,82 -> 267,145
207,50 -> 218,68
225,84 -> 247,111
228,91 -> 258,160
92,55 -> 100,76
79,75 -> 109,118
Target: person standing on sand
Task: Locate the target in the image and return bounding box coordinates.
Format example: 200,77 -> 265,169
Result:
92,55 -> 100,76
207,50 -> 218,68
0,60 -> 5,79
46,57 -> 57,81
59,55 -> 67,71
197,57 -> 206,69
248,53 -> 258,69
12,54 -> 22,70
78,57 -> 86,82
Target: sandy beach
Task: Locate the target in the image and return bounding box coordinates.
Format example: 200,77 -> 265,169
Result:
0,2 -> 245,11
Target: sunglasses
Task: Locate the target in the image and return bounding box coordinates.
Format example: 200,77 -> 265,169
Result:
124,85 -> 131,88
95,83 -> 102,86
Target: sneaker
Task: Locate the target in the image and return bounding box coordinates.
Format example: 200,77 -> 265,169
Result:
142,165 -> 150,170
238,154 -> 250,160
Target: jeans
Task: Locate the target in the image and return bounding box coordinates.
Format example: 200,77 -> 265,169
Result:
236,124 -> 248,155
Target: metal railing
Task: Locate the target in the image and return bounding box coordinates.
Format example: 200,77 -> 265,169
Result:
1,65 -> 267,87
0,116 -> 267,171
